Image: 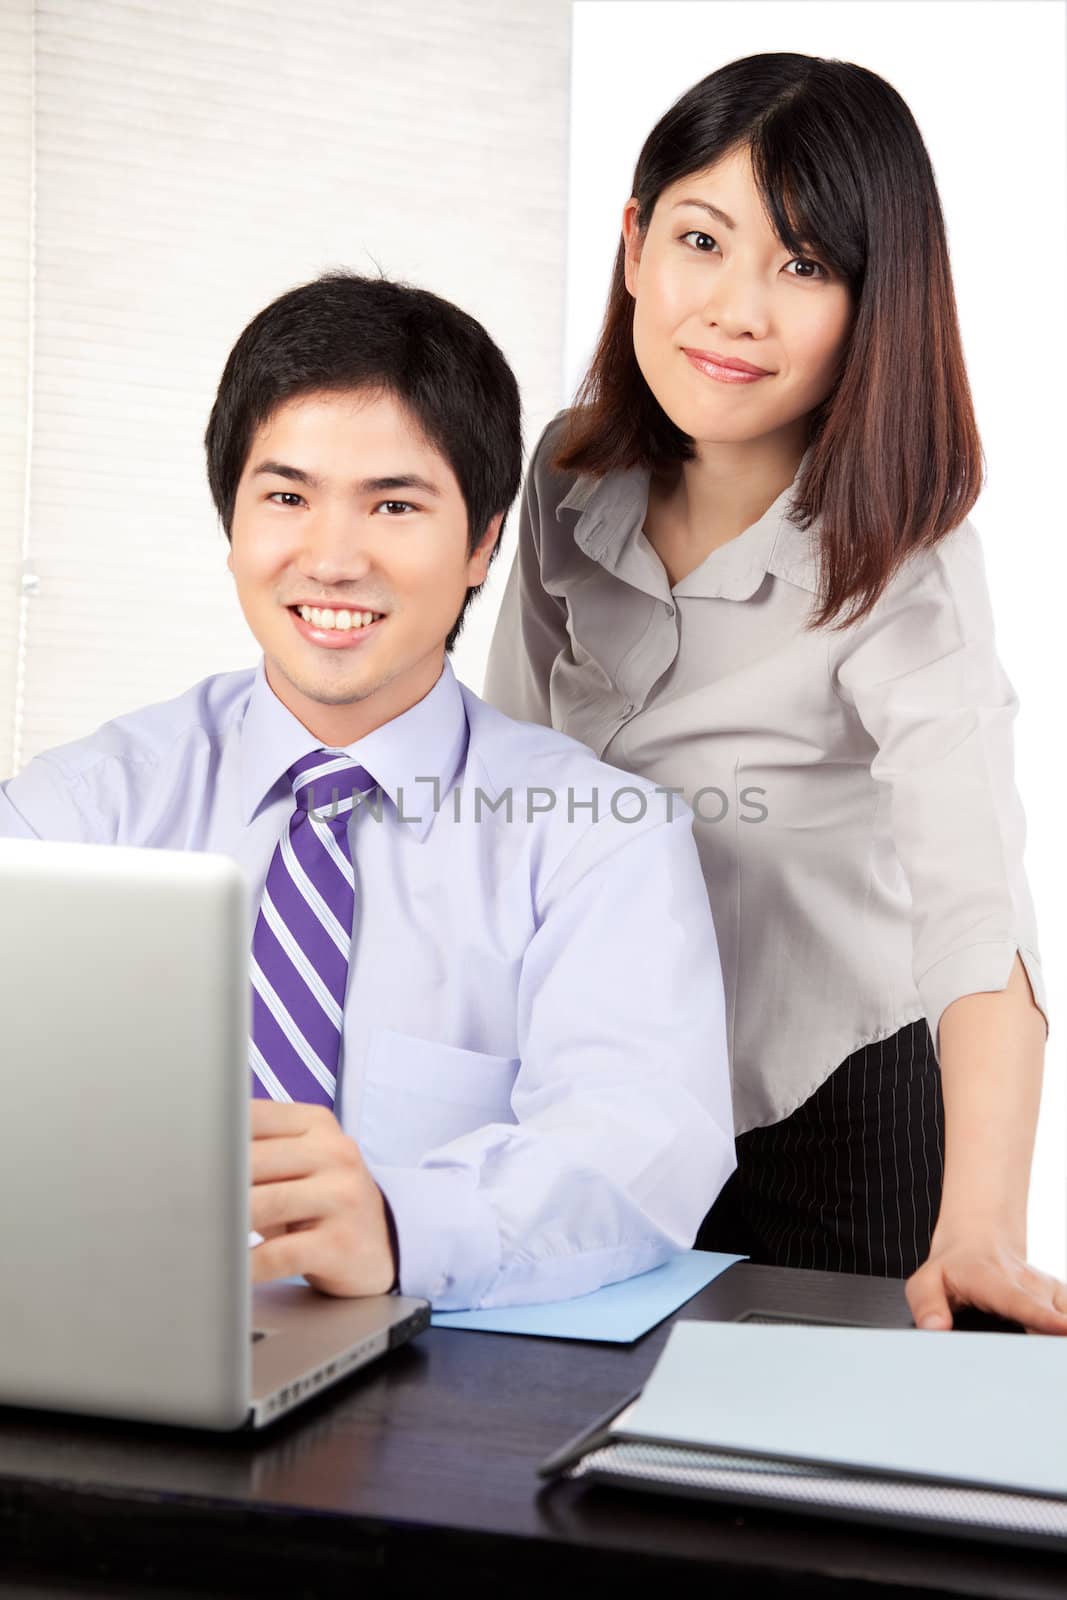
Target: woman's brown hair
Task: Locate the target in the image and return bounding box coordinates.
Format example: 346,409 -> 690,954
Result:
554,52 -> 984,630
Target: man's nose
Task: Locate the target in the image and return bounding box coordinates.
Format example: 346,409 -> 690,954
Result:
299,504 -> 374,582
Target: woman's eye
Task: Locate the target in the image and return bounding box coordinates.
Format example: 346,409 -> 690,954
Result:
680,230 -> 828,280
785,258 -> 829,281
375,501 -> 416,515
268,491 -> 305,507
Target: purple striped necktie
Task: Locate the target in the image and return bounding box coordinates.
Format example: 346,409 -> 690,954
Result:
250,748 -> 378,1107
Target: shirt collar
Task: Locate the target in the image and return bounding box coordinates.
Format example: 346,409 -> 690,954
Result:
555,445 -> 820,601
240,654 -> 468,841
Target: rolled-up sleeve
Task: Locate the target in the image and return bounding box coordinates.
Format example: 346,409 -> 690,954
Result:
482,414 -> 570,728
372,802 -> 736,1310
832,520 -> 1048,1056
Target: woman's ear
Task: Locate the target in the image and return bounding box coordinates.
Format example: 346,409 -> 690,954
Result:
622,198 -> 644,298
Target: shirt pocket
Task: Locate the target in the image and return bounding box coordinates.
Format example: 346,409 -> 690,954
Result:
358,1027 -> 520,1168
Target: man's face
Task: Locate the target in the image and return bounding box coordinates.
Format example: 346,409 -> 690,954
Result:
227,388 -> 500,744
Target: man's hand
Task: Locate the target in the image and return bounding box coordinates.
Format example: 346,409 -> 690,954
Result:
906,1226 -> 1067,1334
250,1100 -> 396,1297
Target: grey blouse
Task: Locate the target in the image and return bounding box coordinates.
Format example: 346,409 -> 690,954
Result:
483,412 -> 1047,1134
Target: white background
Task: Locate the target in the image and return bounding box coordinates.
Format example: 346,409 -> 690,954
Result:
567,0 -> 1067,1274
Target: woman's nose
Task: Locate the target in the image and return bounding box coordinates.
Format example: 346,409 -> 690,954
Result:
700,264 -> 771,341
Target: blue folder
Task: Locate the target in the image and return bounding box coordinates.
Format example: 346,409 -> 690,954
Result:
430,1249 -> 743,1342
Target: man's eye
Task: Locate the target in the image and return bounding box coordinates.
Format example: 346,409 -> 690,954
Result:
375,501 -> 416,515
268,492 -> 305,506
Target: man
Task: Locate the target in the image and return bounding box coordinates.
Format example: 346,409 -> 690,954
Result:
0,272 -> 734,1310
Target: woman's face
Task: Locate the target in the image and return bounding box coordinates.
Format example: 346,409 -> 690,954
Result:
623,145 -> 854,449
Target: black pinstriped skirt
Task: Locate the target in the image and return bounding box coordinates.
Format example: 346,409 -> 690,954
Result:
696,1019 -> 946,1279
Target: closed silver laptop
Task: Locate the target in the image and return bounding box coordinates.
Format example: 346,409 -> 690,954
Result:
0,837 -> 429,1430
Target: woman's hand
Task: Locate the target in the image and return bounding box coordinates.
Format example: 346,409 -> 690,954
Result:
906,1226 -> 1067,1334
919,956 -> 1062,1333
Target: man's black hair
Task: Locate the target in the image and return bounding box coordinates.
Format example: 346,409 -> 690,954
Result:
205,270 -> 522,651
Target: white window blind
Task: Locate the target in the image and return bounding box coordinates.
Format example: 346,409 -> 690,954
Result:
4,0 -> 570,771
0,0 -> 33,781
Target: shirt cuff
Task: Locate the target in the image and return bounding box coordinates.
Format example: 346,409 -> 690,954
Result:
918,941 -> 1049,1061
379,1188 -> 401,1293
370,1165 -> 502,1309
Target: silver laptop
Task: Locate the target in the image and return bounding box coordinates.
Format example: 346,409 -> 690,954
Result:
0,837 -> 429,1431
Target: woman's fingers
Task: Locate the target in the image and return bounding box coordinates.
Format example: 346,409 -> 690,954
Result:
907,1250 -> 1067,1335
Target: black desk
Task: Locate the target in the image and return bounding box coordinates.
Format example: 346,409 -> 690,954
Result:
0,1264 -> 1061,1599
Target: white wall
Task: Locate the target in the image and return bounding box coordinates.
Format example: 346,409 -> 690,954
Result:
567,0 -> 1067,1275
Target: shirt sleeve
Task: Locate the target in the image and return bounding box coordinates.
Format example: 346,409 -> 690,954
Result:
482,414 -> 571,728
0,754 -> 94,840
831,519 -> 1048,1058
370,802 -> 736,1310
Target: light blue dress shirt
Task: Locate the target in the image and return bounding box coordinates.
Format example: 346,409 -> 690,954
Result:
0,657 -> 734,1310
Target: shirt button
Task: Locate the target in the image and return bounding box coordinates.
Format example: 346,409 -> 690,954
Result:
665,602 -> 676,617
622,703 -> 635,717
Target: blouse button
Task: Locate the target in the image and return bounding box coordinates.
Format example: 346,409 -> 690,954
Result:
665,602 -> 675,617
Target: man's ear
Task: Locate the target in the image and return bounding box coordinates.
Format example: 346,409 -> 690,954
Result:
467,512 -> 505,586
622,197 -> 644,299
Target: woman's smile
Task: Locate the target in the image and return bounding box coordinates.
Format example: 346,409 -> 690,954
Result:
683,348 -> 772,385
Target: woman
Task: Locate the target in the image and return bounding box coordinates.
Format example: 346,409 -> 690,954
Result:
484,51 -> 1067,1333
